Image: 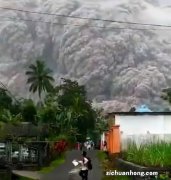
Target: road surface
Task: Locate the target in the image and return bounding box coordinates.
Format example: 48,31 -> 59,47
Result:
41,150 -> 103,180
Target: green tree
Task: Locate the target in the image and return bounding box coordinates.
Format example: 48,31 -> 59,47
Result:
0,109 -> 22,124
10,98 -> 23,115
0,87 -> 22,116
55,78 -> 96,141
21,99 -> 37,124
25,59 -> 54,98
40,78 -> 97,142
56,78 -> 86,107
0,87 -> 12,110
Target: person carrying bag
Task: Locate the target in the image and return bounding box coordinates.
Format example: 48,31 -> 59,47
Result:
78,151 -> 92,180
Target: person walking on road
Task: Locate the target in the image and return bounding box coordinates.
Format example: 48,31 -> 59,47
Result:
87,142 -> 91,150
78,151 -> 89,180
90,141 -> 94,150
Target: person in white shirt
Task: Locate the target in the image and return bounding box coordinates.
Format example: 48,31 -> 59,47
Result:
78,151 -> 89,180
87,142 -> 91,150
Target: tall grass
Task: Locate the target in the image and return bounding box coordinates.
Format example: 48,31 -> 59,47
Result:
123,141 -> 171,167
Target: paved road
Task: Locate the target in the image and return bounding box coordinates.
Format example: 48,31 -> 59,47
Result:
41,150 -> 103,180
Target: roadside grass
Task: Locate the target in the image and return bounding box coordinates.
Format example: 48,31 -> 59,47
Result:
39,153 -> 65,174
97,151 -> 131,180
18,177 -> 34,180
97,150 -> 108,161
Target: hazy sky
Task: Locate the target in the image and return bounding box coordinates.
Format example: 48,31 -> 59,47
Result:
159,0 -> 171,5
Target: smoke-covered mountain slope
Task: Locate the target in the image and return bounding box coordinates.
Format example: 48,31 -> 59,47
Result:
0,0 -> 171,111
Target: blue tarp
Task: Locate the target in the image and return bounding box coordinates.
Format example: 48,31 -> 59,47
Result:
135,104 -> 152,112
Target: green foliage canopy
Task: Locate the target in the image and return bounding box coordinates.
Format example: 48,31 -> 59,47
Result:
26,59 -> 54,98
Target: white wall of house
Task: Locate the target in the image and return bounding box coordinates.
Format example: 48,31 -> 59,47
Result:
115,115 -> 171,150
163,115 -> 171,133
100,132 -> 105,150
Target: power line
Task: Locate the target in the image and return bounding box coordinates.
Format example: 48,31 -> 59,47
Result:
0,15 -> 169,31
0,6 -> 171,28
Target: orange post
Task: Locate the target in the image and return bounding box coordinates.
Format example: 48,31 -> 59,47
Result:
112,125 -> 120,153
108,131 -> 110,152
110,128 -> 113,153
110,126 -> 114,153
109,129 -> 112,153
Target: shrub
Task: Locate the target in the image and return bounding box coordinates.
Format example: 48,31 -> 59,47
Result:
54,140 -> 68,154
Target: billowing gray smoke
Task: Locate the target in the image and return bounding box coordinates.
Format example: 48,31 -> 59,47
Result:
0,0 -> 171,112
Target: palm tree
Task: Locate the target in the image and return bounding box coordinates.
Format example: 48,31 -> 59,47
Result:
25,60 -> 54,98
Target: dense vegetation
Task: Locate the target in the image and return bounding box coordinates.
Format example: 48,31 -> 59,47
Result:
122,141 -> 171,167
0,59 -> 107,146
